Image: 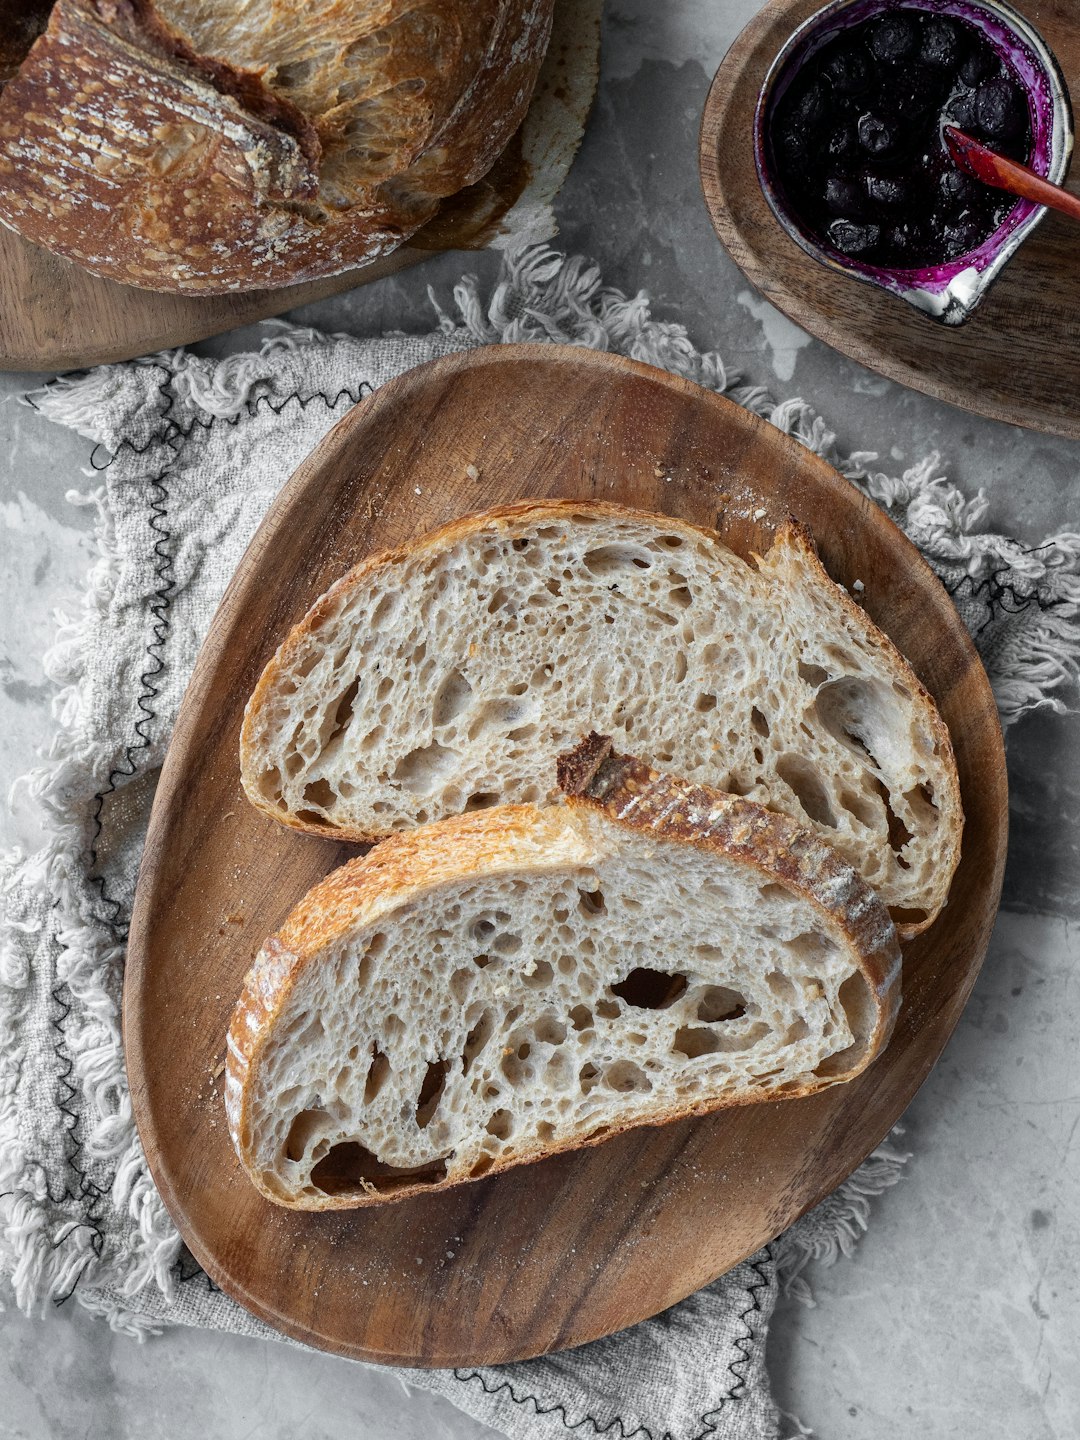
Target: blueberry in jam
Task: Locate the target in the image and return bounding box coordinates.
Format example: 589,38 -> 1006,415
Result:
829,218 -> 881,253
822,47 -> 873,93
865,172 -> 909,207
825,173 -> 867,214
857,111 -> 900,156
959,45 -> 995,86
920,17 -> 960,69
974,77 -> 1025,137
868,13 -> 917,63
770,8 -> 1033,268
827,119 -> 859,159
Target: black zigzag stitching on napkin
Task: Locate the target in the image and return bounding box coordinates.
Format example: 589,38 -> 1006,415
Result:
42,366 -> 373,1299
450,1251 -> 773,1440
47,980 -> 107,1302
175,1244 -> 221,1294
84,374 -> 373,937
88,457 -> 177,937
160,380 -> 377,434
942,553 -> 1063,639
697,1252 -> 773,1432
82,364 -> 175,934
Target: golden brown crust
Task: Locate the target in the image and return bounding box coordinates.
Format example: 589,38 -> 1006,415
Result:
402,0 -> 554,198
225,933 -> 302,1189
0,0 -> 553,293
226,752 -> 901,1211
560,735 -> 901,1044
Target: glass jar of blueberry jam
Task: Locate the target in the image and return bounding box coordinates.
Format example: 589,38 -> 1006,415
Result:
769,7 -> 1033,267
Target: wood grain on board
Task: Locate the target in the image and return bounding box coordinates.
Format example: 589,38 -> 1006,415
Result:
125,345 -> 1007,1367
700,0 -> 1080,439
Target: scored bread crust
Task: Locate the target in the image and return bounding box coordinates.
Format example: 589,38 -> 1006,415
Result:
226,739 -> 901,1211
562,735 -> 900,1047
239,498 -> 962,937
0,0 -> 553,293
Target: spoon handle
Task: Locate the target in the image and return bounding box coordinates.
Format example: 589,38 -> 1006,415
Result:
944,125 -> 1080,223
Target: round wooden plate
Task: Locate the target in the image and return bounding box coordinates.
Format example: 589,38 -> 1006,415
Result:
700,0 -> 1080,440
125,344 -> 1007,1367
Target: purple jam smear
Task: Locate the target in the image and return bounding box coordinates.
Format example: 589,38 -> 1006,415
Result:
771,9 -> 1033,269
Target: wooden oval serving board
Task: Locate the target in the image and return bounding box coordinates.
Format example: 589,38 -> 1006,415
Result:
125,344 -> 1007,1367
700,0 -> 1080,440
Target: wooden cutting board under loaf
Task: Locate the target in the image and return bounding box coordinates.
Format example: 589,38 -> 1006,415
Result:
0,0 -> 600,371
125,344 -> 1007,1366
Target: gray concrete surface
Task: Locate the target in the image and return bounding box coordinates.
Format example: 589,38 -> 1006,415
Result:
1,2 -> 1078,1436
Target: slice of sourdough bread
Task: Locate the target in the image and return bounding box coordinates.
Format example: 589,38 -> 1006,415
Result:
226,736 -> 900,1211
240,500 -> 962,936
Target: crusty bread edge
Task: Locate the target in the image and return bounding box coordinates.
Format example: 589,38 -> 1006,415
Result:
226,750 -> 901,1211
765,521 -> 964,938
0,0 -> 553,294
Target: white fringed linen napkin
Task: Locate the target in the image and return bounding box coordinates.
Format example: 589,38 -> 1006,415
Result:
3,247 -> 1079,1440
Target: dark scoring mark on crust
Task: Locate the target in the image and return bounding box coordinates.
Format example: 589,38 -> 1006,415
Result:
113,0 -> 322,170
555,730 -> 614,796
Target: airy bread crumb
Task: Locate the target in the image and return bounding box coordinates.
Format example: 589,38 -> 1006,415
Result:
240,500 -> 962,936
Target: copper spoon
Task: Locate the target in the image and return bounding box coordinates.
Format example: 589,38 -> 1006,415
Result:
943,124 -> 1080,223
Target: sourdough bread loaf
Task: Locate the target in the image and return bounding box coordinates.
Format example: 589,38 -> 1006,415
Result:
240,500 -> 962,935
0,0 -> 553,292
225,737 -> 900,1210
